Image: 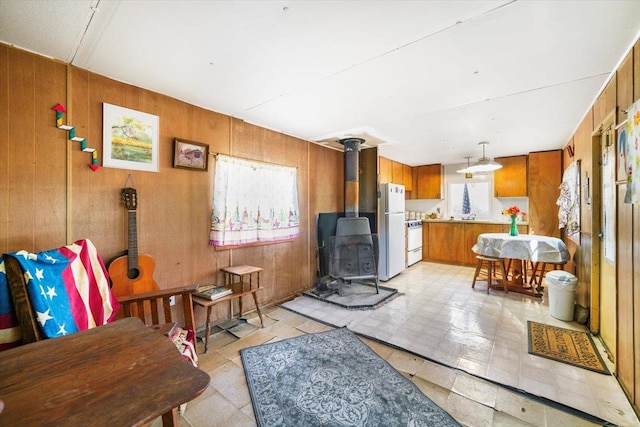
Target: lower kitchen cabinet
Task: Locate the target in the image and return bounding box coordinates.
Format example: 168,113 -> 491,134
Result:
427,222 -> 464,263
423,221 -> 529,265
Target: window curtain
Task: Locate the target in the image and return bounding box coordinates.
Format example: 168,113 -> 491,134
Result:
209,155 -> 299,246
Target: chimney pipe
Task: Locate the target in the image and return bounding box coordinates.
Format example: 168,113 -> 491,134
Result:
339,138 -> 364,218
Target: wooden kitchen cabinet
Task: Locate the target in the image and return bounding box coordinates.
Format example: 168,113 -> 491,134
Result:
494,155 -> 528,197
379,156 -> 392,183
422,221 -> 429,260
427,222 -> 464,263
464,223 -> 504,264
528,150 -> 562,237
416,164 -> 444,199
392,161 -> 404,185
403,164 -> 413,192
424,221 -> 529,265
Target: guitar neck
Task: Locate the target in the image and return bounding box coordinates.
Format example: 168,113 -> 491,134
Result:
127,210 -> 139,271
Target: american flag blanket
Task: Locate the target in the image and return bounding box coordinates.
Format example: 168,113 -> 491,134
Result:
6,239 -> 120,339
0,258 -> 21,351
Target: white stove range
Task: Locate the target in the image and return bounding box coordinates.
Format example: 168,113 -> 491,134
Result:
405,220 -> 422,266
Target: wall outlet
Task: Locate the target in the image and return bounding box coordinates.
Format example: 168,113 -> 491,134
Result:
169,296 -> 176,306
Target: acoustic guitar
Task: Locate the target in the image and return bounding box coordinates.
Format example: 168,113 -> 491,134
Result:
108,187 -> 159,297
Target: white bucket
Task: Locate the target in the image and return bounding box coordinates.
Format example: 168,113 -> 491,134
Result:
545,270 -> 578,321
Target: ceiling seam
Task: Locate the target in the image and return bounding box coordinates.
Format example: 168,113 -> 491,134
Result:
237,0 -> 518,116
69,0 -> 102,64
413,72 -> 609,118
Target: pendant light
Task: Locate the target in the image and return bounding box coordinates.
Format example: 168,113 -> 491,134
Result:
456,156 -> 473,178
465,142 -> 502,173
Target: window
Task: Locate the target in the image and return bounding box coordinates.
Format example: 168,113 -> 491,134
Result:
448,181 -> 491,218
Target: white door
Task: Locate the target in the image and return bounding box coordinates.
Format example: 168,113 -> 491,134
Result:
599,122 -> 616,358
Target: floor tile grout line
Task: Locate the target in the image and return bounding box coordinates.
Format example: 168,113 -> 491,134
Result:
279,303 -> 614,426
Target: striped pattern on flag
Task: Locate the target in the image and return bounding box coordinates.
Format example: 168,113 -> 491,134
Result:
10,239 -> 120,339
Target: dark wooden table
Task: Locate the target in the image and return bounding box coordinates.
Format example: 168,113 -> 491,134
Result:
0,317 -> 210,426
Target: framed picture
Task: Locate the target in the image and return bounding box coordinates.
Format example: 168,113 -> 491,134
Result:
616,119 -> 628,183
102,103 -> 159,172
173,138 -> 209,171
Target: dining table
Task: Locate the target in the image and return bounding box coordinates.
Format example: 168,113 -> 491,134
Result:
472,233 -> 570,297
0,317 -> 210,426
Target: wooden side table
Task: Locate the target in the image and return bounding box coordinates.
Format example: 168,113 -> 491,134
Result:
193,265 -> 265,353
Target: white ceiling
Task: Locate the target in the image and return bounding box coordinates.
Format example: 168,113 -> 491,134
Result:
2,0 -> 640,167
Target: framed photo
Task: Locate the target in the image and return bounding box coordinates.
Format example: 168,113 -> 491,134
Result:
102,103 -> 159,172
616,119 -> 628,183
173,138 -> 209,171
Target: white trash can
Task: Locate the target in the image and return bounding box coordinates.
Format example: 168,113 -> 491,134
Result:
545,270 -> 579,321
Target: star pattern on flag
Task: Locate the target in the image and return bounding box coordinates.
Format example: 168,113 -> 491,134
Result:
46,286 -> 57,300
35,267 -> 44,280
16,250 -> 37,261
43,253 -> 58,264
37,309 -> 54,327
57,325 -> 68,336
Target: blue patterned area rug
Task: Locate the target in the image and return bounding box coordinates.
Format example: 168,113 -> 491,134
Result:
241,327 -> 461,427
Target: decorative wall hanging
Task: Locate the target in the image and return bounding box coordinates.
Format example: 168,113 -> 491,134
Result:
173,138 -> 209,171
52,103 -> 99,171
557,159 -> 580,244
102,103 -> 159,173
616,119 -> 628,184
623,99 -> 640,204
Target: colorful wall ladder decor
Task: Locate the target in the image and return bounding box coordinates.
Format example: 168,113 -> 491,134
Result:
52,103 -> 100,171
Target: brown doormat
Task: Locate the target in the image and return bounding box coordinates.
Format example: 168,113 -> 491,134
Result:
527,321 -> 610,375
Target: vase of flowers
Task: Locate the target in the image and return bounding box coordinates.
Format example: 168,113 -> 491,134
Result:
503,205 -> 526,236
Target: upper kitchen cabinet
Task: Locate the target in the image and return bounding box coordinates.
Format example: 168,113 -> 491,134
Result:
528,150 -> 562,237
379,156 -> 392,183
379,157 -> 413,192
392,161 -> 404,185
416,164 -> 444,199
403,164 -> 413,192
494,155 -> 528,197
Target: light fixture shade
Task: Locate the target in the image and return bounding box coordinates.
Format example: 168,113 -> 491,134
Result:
465,159 -> 502,172
463,142 -> 502,173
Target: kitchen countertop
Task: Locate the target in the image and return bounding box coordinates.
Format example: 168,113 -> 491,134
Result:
423,219 -> 529,225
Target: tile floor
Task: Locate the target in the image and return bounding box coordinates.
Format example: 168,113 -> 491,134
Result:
155,261 -> 639,427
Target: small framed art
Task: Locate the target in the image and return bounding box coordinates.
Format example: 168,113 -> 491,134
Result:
173,138 -> 209,171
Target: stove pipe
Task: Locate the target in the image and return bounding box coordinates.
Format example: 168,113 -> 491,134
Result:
338,137 -> 364,218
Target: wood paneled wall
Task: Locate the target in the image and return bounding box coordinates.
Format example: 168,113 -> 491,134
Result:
0,43 -> 344,327
563,38 -> 640,415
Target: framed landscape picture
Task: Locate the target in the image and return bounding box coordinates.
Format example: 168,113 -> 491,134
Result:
102,103 -> 159,172
173,138 -> 209,171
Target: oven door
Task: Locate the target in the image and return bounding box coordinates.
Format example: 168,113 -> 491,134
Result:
407,247 -> 422,266
406,223 -> 422,252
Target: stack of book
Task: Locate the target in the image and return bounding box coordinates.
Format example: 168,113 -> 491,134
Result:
193,284 -> 233,301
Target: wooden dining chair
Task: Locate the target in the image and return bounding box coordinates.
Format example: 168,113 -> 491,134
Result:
472,255 -> 508,294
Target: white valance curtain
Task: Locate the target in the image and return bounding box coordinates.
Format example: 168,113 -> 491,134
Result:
209,155 -> 299,246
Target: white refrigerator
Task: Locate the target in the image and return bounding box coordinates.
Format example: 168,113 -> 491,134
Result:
379,183 -> 406,281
